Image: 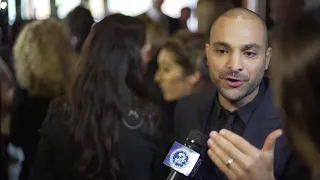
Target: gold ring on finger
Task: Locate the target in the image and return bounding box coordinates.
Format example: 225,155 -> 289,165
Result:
226,158 -> 234,168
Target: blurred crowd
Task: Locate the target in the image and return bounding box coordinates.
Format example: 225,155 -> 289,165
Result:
2,0 -> 320,180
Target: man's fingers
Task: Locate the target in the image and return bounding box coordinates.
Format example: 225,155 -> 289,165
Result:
217,129 -> 259,156
207,149 -> 236,180
209,133 -> 250,168
262,130 -> 283,152
208,139 -> 246,178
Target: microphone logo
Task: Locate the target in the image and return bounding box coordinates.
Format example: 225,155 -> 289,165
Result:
163,142 -> 200,176
170,149 -> 190,169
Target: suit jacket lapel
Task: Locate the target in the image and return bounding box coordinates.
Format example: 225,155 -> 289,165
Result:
243,86 -> 281,149
198,90 -> 217,133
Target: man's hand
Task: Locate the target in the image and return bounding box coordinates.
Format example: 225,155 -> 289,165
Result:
207,129 -> 282,180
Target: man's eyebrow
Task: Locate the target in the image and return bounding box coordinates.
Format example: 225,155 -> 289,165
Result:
211,42 -> 262,50
242,43 -> 261,51
211,41 -> 231,48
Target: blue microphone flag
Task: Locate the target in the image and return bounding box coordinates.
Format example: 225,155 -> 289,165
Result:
163,141 -> 201,177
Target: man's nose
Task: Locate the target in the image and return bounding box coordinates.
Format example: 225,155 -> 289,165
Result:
227,52 -> 243,72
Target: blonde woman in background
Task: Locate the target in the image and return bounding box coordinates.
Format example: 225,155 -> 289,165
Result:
9,18 -> 75,180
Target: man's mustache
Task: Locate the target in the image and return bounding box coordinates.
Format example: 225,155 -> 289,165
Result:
219,71 -> 249,81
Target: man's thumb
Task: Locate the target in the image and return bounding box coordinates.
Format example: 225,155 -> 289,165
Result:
262,130 -> 283,152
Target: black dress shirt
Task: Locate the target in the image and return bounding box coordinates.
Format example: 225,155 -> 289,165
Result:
200,82 -> 267,180
172,78 -> 311,180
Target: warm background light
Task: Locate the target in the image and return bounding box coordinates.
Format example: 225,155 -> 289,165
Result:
107,0 -> 151,16
0,1 -> 8,9
7,0 -> 198,31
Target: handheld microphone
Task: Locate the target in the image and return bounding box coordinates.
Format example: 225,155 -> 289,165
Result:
163,130 -> 208,180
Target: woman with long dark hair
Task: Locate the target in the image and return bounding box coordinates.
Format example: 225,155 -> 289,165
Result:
32,14 -> 168,180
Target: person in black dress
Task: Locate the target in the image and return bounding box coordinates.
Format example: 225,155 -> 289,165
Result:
9,19 -> 75,180
31,14 -> 169,180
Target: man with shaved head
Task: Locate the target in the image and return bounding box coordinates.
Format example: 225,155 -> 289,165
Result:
207,8 -> 270,107
172,8 -> 309,180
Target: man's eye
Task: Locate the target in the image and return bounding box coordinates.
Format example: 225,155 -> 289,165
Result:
244,52 -> 257,58
216,49 -> 228,55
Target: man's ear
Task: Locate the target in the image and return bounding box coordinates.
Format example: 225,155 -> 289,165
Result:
265,47 -> 272,70
205,43 -> 210,61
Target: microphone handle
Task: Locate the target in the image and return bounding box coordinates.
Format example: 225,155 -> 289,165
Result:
166,170 -> 185,180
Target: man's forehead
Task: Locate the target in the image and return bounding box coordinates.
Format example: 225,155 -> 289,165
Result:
210,17 -> 267,47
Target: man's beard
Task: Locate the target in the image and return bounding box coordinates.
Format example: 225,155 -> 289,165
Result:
214,70 -> 265,102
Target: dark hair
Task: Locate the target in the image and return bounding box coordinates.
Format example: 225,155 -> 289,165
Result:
69,14 -> 155,179
162,31 -> 207,76
0,57 -> 14,118
181,7 -> 191,13
65,6 -> 94,53
0,57 -> 14,88
270,8 -> 320,171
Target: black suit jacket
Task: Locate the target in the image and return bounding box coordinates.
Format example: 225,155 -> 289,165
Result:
173,79 -> 310,180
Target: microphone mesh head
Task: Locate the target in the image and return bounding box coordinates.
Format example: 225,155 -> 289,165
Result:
186,130 -> 208,148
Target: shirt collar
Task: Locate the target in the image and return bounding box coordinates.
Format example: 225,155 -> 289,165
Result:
215,78 -> 268,125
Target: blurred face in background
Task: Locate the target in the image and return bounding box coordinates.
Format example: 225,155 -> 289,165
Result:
181,8 -> 191,21
153,0 -> 165,10
155,49 -> 199,101
206,16 -> 271,104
